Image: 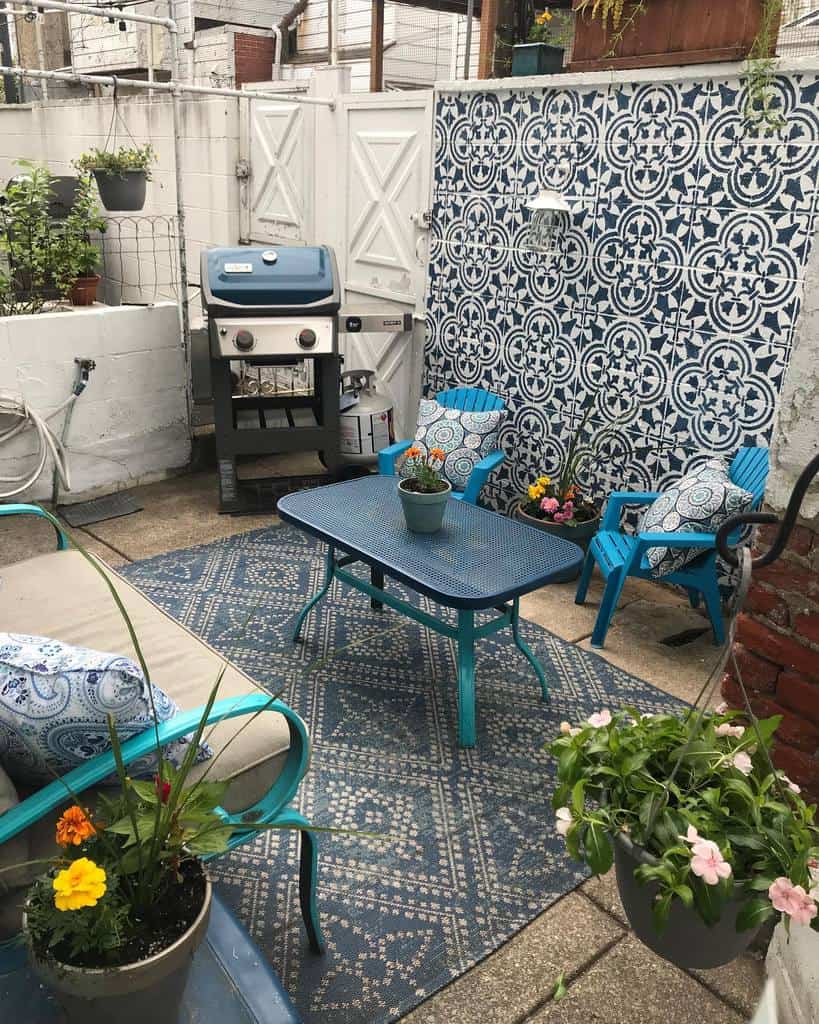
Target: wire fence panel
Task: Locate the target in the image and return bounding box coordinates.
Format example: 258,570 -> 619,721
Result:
97,213 -> 179,306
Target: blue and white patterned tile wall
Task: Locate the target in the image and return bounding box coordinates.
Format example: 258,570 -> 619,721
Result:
424,73 -> 819,514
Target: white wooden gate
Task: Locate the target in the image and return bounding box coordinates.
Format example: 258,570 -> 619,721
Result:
243,86 -> 433,435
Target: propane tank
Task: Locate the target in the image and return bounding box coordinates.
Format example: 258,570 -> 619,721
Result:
339,370 -> 394,465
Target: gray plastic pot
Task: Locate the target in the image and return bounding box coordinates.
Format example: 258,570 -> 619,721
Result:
613,833 -> 758,969
399,478 -> 451,533
515,504 -> 600,581
93,169 -> 147,211
26,876 -> 211,1024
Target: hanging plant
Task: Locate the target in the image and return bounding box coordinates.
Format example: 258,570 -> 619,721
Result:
75,144 -> 156,212
743,0 -> 786,135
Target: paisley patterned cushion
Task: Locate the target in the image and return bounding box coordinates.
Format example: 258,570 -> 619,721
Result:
411,399 -> 503,491
0,632 -> 211,786
641,459 -> 755,577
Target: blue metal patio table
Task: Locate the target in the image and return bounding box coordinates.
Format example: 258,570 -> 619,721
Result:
278,475 -> 584,747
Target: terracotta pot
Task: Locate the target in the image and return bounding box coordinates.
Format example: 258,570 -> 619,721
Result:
399,478 -> 452,533
613,833 -> 758,969
515,504 -> 599,580
26,876 -> 211,1024
69,274 -> 101,306
569,0 -> 773,72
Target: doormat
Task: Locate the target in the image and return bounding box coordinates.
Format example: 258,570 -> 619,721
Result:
58,491 -> 143,527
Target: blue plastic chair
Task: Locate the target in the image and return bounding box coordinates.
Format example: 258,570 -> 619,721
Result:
378,386 -> 506,505
575,447 -> 770,649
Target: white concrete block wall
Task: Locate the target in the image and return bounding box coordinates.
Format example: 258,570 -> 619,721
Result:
0,304 -> 189,502
0,93 -> 242,318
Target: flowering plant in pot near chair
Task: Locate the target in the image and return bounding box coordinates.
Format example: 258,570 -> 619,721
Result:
549,705 -> 819,970
398,446 -> 451,533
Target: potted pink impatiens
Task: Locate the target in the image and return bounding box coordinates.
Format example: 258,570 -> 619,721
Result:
550,705 -> 819,969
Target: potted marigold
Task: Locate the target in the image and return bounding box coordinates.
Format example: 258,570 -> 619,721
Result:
398,445 -> 451,533
550,705 -> 819,969
513,7 -> 572,76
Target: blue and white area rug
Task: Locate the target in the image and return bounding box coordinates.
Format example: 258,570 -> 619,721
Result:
121,525 -> 681,1023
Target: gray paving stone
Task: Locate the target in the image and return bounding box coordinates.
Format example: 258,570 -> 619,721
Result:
402,894 -> 624,1024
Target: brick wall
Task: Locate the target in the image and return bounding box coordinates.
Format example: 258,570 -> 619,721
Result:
234,32 -> 274,87
721,520 -> 819,801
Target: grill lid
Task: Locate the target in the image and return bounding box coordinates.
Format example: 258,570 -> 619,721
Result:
201,246 -> 340,314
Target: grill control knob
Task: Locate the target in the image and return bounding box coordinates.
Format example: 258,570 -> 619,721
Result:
298,328 -> 317,349
234,329 -> 255,352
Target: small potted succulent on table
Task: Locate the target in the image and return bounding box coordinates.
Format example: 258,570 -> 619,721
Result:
398,446 -> 451,534
75,144 -> 156,212
550,705 -> 819,969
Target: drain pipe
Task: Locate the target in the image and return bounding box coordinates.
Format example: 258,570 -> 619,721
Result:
272,0 -> 309,80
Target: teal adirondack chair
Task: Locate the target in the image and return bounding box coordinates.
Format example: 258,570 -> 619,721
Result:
378,387 -> 506,505
575,447 -> 770,648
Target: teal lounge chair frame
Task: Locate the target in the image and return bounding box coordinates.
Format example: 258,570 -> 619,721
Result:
0,504 -> 325,955
378,386 -> 506,505
575,447 -> 770,649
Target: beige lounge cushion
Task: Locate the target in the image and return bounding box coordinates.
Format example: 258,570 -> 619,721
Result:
0,549 -> 296,814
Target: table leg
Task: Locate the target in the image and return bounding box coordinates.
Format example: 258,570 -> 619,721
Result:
292,544 -> 335,642
457,608 -> 476,747
512,597 -> 548,699
370,565 -> 384,610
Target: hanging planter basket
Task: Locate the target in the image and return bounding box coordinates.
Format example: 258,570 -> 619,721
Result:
92,169 -> 148,212
613,833 -> 760,969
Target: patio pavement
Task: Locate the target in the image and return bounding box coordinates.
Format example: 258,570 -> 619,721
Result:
0,468 -> 765,1024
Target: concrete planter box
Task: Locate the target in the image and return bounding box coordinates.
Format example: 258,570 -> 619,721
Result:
0,302 -> 190,502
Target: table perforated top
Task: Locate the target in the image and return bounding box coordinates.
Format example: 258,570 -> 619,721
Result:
277,476 -> 584,609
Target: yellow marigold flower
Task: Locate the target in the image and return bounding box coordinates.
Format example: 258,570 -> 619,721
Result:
53,858 -> 107,912
537,475 -> 551,487
55,806 -> 96,847
528,483 -> 545,500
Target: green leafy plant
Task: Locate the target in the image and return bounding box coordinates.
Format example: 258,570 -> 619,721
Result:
743,0 -> 785,134
54,174 -> 107,283
550,706 -> 819,934
75,144 -> 156,180
400,445 -> 450,494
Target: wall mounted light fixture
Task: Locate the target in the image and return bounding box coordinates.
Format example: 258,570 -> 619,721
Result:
524,190 -> 574,254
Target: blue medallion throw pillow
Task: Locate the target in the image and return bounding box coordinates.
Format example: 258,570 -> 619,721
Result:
0,633 -> 211,786
411,398 -> 503,491
640,459 -> 755,577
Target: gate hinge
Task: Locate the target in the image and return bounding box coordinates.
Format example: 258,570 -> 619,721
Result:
235,159 -> 251,180
409,209 -> 431,229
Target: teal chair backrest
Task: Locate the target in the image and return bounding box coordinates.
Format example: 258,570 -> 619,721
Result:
437,387 -> 505,414
725,446 -> 770,546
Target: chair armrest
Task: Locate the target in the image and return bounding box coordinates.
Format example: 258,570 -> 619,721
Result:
0,502 -> 68,549
377,440 -> 412,476
601,492 -> 660,531
635,531 -> 718,554
461,449 -> 505,505
0,693 -> 308,844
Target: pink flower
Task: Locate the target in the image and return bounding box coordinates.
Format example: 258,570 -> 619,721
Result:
588,709 -> 612,728
679,825 -> 701,845
559,721 -> 581,737
690,841 -> 732,886
732,751 -> 753,775
781,773 -> 801,794
768,877 -> 818,927
715,723 -> 745,738
540,497 -> 559,514
715,702 -> 729,714
555,807 -> 572,837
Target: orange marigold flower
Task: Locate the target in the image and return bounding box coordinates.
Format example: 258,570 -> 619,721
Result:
56,805 -> 96,847
405,446 -> 422,459
429,447 -> 446,460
